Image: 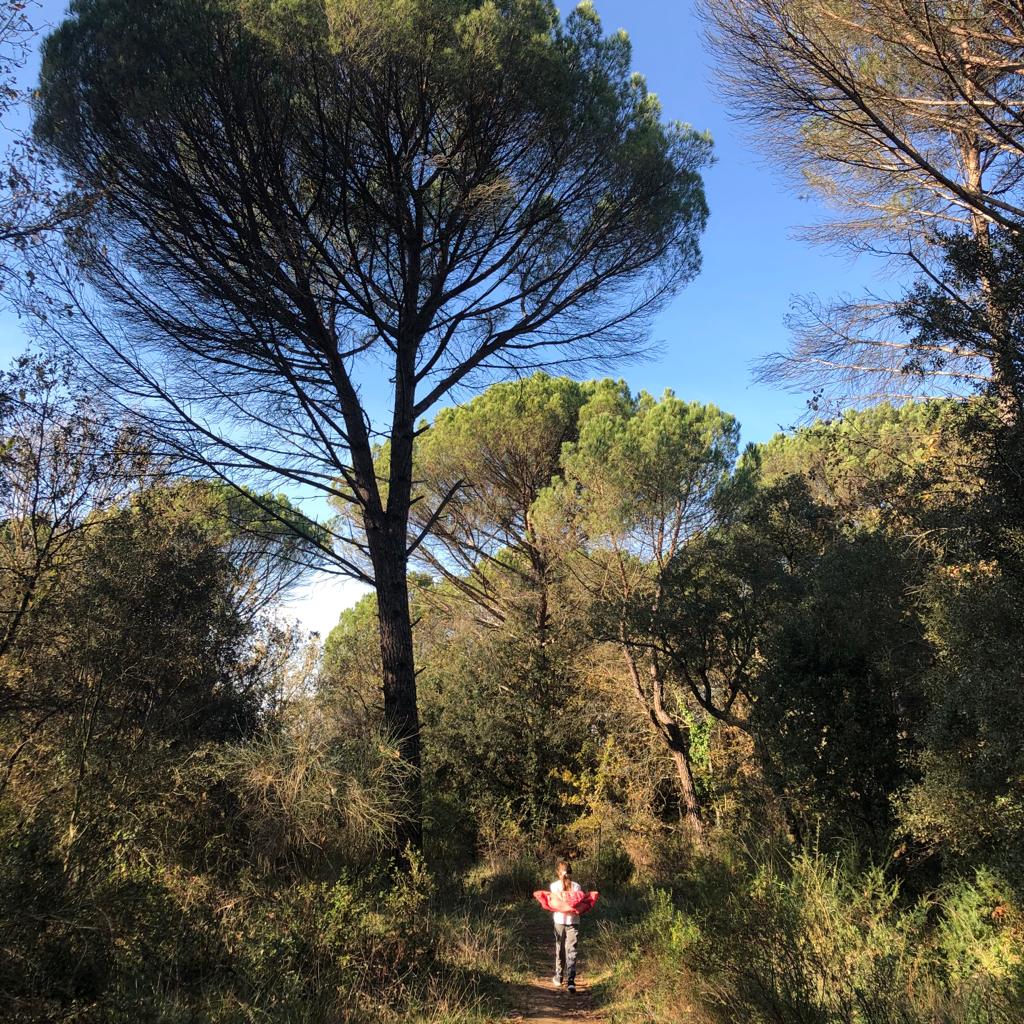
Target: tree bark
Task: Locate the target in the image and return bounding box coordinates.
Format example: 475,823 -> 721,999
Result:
369,526 -> 423,854
621,646 -> 706,847
961,128 -> 1023,424
656,695 -> 705,847
668,744 -> 704,844
365,323 -> 425,854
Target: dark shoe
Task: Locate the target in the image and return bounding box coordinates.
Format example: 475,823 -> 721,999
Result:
567,982 -> 576,994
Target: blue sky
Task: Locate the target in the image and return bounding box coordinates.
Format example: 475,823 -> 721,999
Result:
0,0 -> 896,632
1,0 -> 889,441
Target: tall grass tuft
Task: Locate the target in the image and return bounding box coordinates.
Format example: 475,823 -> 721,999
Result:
209,714 -> 410,878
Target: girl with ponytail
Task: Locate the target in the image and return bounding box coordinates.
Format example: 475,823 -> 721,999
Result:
532,858 -> 599,994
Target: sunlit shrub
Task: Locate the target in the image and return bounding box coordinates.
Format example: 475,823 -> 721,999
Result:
595,849 -> 1024,1024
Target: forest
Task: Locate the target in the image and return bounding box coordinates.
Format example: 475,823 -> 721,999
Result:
1,1 -> 1022,1022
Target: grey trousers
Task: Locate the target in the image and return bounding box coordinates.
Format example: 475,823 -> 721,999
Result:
553,921 -> 578,982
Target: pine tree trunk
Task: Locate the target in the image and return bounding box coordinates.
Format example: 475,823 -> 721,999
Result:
362,331 -> 424,854
369,524 -> 423,854
962,130 -> 1022,422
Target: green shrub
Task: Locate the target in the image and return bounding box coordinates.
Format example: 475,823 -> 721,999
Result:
598,849 -> 1024,1024
0,734 -> 496,1024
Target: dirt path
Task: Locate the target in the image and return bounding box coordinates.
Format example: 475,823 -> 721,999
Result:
498,915 -> 606,1023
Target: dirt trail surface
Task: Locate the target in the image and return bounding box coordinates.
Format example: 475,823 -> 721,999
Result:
498,914 -> 606,1023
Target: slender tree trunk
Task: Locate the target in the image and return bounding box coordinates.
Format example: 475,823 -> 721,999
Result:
668,744 -> 704,842
649,649 -> 706,846
655,700 -> 705,847
621,645 -> 705,847
961,125 -> 1022,422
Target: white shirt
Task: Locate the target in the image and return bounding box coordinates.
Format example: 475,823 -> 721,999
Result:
550,879 -> 582,925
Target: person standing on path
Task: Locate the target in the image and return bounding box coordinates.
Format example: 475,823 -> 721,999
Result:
551,859 -> 581,993
532,860 -> 599,994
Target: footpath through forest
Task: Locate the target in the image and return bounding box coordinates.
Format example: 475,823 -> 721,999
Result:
497,913 -> 606,1024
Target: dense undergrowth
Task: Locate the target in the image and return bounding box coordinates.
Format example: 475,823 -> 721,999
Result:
588,845 -> 1023,1024
0,828 -> 531,1023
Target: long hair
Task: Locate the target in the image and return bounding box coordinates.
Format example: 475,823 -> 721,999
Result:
557,858 -> 572,892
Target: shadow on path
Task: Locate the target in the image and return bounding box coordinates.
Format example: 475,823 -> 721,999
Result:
497,913 -> 605,1023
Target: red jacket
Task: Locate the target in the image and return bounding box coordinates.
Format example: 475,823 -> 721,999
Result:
533,888 -> 600,915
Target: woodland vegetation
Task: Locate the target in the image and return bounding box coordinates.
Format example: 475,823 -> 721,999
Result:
0,1 -> 1022,1022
